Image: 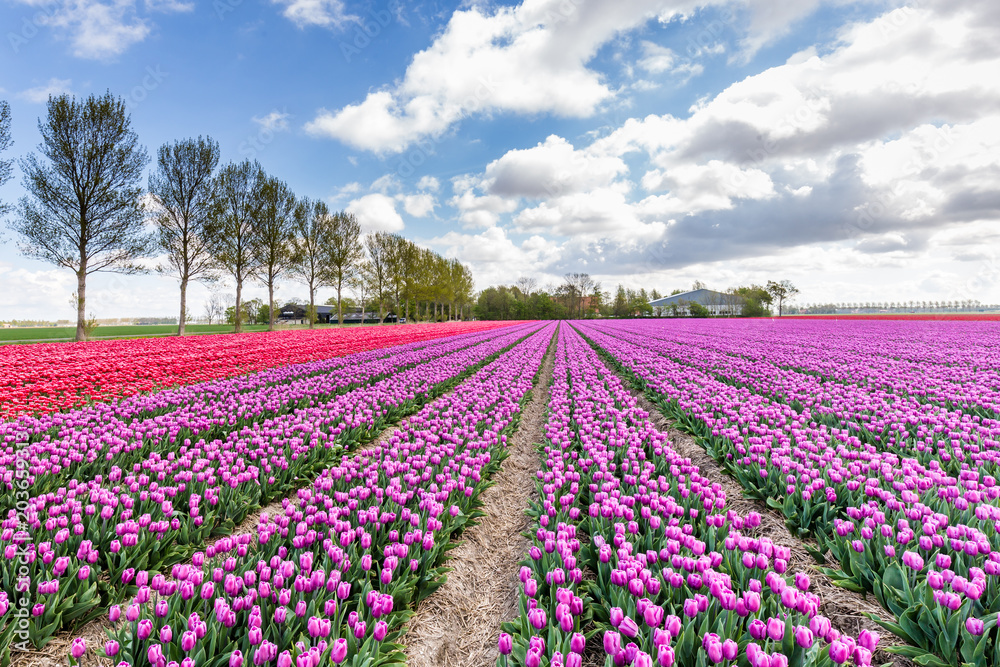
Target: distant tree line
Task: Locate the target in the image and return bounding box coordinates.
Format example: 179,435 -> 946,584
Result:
794,299 -> 989,314
475,274 -> 802,319
0,92 -> 474,341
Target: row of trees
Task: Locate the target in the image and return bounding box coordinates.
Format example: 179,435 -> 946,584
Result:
799,300 -> 988,314
474,274 -> 801,320
0,92 -> 473,341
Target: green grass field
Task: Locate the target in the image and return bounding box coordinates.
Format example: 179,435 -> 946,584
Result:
0,322 -> 384,344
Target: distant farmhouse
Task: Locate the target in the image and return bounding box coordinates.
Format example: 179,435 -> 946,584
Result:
649,288 -> 744,317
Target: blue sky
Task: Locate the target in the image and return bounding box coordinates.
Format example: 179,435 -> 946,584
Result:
1,0 -> 999,320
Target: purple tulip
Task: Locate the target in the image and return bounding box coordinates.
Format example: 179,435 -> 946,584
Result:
604,631 -> 622,656
620,616 -> 640,638
331,638 -> 348,664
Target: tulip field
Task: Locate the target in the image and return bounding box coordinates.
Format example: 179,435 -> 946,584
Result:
2,318 -> 999,667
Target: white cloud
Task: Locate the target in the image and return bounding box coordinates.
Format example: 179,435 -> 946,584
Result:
345,193 -> 404,233
306,1 -> 685,152
144,0 -> 193,11
18,78 -> 73,104
637,41 -> 676,74
483,135 -> 628,198
252,110 -> 291,132
400,193 -> 435,218
448,180 -> 520,229
514,185 -> 667,240
417,176 -> 440,192
11,0 -> 185,60
271,0 -> 356,29
638,160 -> 776,214
304,0 -> 847,153
429,226 -> 561,289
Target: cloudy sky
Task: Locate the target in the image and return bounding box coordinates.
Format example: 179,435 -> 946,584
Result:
1,0 -> 998,320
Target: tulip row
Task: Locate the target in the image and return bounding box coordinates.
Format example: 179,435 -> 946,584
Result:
575,320 -> 1000,667
86,322 -> 557,667
0,321 -> 520,420
624,319 -> 1000,418
616,320 -> 1000,471
0,323 -> 543,652
1,324 -> 530,507
498,324 -> 873,667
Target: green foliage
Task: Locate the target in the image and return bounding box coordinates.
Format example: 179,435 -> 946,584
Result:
766,279 -> 800,316
473,286 -> 571,320
688,301 -> 711,317
733,284 -> 773,316
13,92 -> 154,341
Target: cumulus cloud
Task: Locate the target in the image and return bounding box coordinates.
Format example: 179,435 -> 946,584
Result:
417,176 -> 440,192
305,0 -> 701,152
271,0 -> 356,29
484,135 -> 628,199
252,110 -> 291,132
345,193 -> 404,233
429,226 -> 561,289
400,193 -> 435,218
18,78 -> 73,103
10,0 -> 188,59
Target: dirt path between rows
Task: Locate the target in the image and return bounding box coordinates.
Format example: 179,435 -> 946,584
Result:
620,383 -> 914,667
403,329 -> 557,667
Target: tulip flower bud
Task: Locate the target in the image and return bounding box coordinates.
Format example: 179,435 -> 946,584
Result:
331,638 -> 348,665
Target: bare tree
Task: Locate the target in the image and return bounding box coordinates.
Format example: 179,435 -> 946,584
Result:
12,92 -> 153,341
577,274 -> 595,317
327,211 -> 363,324
204,160 -> 265,333
149,136 -> 221,335
252,175 -> 297,331
290,198 -> 332,329
515,276 -> 537,302
203,291 -> 226,325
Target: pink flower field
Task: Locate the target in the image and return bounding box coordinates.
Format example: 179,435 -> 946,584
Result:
3,318 -> 1000,667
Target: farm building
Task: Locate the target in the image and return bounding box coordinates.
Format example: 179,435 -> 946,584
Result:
278,304 -> 336,323
649,288 -> 744,316
277,305 -> 400,324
